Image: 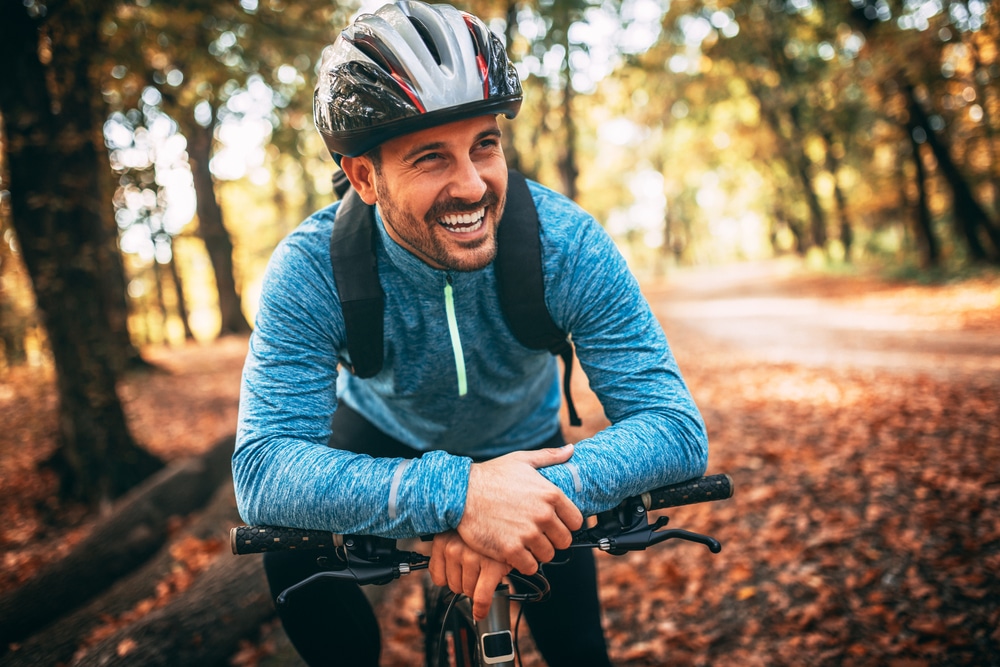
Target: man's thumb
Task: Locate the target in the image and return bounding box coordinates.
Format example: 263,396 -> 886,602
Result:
520,443 -> 574,469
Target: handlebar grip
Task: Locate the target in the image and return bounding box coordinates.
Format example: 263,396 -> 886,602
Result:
643,474 -> 734,510
230,525 -> 339,555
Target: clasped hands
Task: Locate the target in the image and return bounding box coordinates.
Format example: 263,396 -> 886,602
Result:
427,444 -> 582,620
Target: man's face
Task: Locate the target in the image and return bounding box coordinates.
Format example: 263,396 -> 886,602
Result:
344,115 -> 508,272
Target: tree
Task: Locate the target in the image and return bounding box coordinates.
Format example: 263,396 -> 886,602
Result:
849,0 -> 1000,264
103,0 -> 349,336
505,0 -> 614,199
0,0 -> 162,505
0,137 -> 38,368
901,78 -> 1000,262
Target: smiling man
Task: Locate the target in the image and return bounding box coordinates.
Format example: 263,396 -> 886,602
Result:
232,2 -> 708,666
345,116 -> 507,272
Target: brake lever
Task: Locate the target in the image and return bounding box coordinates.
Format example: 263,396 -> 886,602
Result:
277,552 -> 429,605
646,527 -> 722,554
573,515 -> 722,555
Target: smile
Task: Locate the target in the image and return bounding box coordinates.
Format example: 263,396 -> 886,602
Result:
438,208 -> 486,233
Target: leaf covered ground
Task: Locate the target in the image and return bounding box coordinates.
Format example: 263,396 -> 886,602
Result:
1,267 -> 998,666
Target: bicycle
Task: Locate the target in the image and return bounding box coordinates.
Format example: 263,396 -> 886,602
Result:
231,473 -> 734,666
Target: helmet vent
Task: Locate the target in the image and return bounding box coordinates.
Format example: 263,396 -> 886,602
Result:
407,16 -> 442,66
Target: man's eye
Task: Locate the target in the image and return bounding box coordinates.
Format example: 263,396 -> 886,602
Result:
415,153 -> 442,164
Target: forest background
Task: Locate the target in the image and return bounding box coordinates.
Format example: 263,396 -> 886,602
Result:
0,0 -> 998,665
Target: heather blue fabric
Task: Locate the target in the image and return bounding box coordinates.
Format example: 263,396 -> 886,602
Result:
233,179 -> 708,537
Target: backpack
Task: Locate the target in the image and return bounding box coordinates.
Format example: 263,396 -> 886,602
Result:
329,169 -> 581,426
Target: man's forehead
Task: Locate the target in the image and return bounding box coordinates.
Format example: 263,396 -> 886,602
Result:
383,115 -> 501,157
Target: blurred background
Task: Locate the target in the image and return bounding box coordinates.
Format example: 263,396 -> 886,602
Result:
1,1 -> 998,665
3,0 -> 998,352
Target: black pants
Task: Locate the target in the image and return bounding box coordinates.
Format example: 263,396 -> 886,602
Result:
263,404 -> 613,667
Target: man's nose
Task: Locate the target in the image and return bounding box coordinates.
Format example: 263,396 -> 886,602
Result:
446,156 -> 488,202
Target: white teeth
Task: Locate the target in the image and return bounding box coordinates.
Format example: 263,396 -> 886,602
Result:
439,208 -> 485,229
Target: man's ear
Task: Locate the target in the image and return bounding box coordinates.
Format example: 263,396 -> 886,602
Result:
340,156 -> 378,205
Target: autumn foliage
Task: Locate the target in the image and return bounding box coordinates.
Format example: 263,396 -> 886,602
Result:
1,270 -> 998,665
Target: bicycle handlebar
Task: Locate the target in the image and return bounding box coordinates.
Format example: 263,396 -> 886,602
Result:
230,473 -> 734,557
231,525 -> 340,555
643,473 -> 733,510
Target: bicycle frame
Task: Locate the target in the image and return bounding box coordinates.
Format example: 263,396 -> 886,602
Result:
478,585 -> 514,665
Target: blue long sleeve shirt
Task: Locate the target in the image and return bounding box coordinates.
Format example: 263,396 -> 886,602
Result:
233,178 -> 708,537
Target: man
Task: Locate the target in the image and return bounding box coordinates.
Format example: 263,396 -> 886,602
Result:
233,2 -> 708,665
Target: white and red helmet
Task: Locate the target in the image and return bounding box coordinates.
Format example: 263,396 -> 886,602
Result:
314,1 -> 523,159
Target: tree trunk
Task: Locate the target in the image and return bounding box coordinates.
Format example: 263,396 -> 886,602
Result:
167,243 -> 196,341
98,215 -> 147,371
94,160 -> 146,371
151,260 -> 170,344
902,80 -> 1000,263
821,130 -> 854,260
560,77 -> 578,201
70,551 -> 273,667
0,1 -> 164,506
183,116 -> 251,335
906,128 -> 940,268
0,480 -> 240,667
501,0 -> 523,175
1,126 -> 34,369
787,103 -> 827,249
756,98 -> 827,251
0,228 -> 31,367
962,31 -> 1000,215
0,437 -> 233,651
772,200 -> 807,255
557,6 -> 578,202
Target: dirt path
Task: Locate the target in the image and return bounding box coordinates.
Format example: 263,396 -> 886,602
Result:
648,261 -> 1000,379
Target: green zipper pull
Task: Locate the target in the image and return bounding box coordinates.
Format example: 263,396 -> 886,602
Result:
444,275 -> 468,397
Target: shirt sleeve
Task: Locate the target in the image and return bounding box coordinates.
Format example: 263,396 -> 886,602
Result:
531,192 -> 709,516
232,221 -> 470,537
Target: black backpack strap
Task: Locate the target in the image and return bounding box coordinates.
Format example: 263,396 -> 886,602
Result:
329,186 -> 384,378
496,171 -> 581,427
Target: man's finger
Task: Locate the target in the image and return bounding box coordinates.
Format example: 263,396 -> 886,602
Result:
553,492 -> 584,531
472,563 -> 507,621
505,546 -> 539,575
525,533 -> 555,565
445,540 -> 465,593
543,520 -> 574,551
461,553 -> 481,598
510,443 -> 574,469
429,539 -> 447,587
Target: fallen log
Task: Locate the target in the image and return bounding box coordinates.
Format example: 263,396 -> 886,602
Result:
0,482 -> 241,667
0,436 -> 234,650
69,549 -> 273,667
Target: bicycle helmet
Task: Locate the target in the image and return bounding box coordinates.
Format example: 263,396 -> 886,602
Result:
314,0 -> 522,160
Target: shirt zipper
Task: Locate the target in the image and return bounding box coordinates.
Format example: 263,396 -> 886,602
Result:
443,274 -> 468,396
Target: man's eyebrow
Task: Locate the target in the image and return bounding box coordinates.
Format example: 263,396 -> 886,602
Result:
402,141 -> 447,162
401,129 -> 502,162
476,128 -> 502,142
